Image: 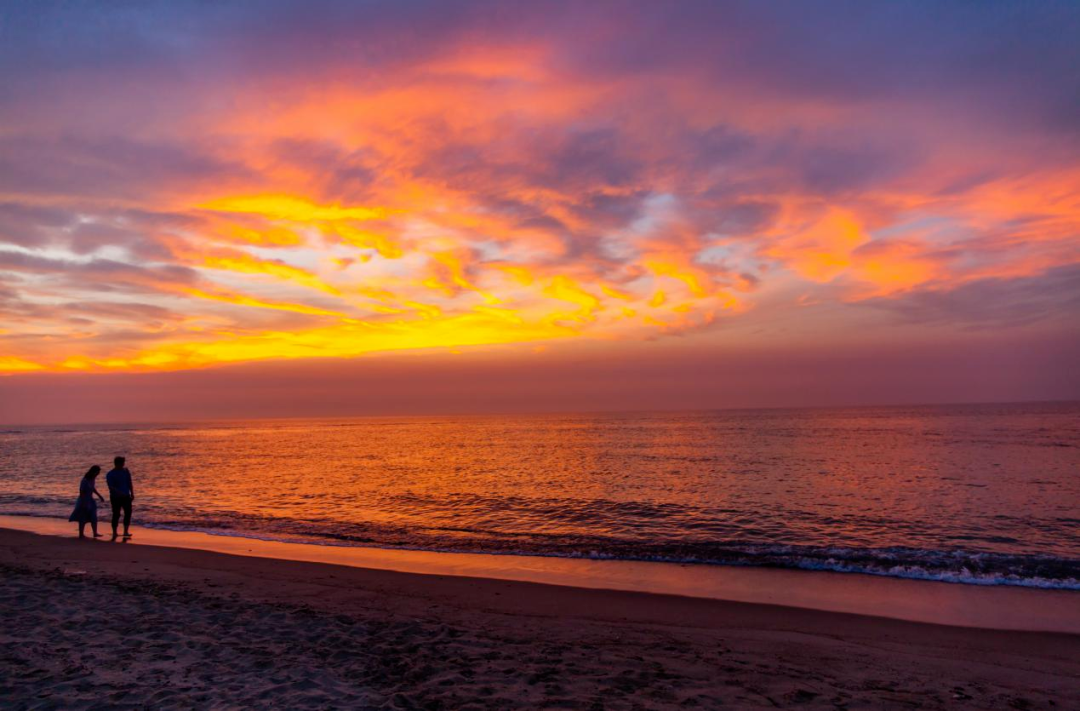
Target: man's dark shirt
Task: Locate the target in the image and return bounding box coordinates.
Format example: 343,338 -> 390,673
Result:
106,468 -> 133,497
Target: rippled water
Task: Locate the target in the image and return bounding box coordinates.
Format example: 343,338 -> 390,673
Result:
1,402 -> 1078,587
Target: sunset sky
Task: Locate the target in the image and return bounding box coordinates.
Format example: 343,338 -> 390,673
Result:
1,1 -> 1078,422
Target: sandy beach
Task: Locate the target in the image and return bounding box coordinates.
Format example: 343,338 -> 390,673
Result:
1,526 -> 1078,709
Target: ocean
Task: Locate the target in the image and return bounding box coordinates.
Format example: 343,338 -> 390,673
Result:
1,402 -> 1077,588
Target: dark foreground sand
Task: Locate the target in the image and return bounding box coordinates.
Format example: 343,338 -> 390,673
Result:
1,528 -> 1078,710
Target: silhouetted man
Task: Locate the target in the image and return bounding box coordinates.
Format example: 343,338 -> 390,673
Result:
106,456 -> 135,539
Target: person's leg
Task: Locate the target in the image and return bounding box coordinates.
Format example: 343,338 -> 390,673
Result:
122,497 -> 132,536
111,497 -> 121,536
78,521 -> 86,539
91,520 -> 100,537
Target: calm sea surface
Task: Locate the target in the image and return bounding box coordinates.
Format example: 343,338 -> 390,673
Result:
1,402 -> 1078,588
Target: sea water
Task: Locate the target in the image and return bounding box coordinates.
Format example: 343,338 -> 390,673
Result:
2,402 -> 1077,588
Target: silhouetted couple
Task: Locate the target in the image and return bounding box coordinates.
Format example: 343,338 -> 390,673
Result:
69,456 -> 136,540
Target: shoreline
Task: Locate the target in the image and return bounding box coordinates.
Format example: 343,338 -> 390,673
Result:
4,512 -> 1076,593
1,525 -> 1079,708
2,514 -> 1079,634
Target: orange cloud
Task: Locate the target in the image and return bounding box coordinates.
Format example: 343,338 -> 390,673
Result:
184,288 -> 346,317
201,195 -> 389,222
2,10 -> 1077,378
767,208 -> 866,283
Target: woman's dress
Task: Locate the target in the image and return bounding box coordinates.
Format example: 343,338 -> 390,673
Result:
68,477 -> 97,524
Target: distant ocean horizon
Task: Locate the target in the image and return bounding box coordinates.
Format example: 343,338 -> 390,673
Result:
4,398 -> 1079,428
2,401 -> 1077,589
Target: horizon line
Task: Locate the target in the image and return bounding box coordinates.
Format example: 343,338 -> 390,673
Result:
2,397 -> 1076,429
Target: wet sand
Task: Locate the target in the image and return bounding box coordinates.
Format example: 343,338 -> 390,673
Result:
1,526 -> 1078,709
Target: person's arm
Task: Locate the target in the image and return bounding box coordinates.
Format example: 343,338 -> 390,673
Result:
93,486 -> 105,502
129,470 -> 135,501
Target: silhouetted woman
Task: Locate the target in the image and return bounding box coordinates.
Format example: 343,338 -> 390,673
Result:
69,465 -> 106,539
